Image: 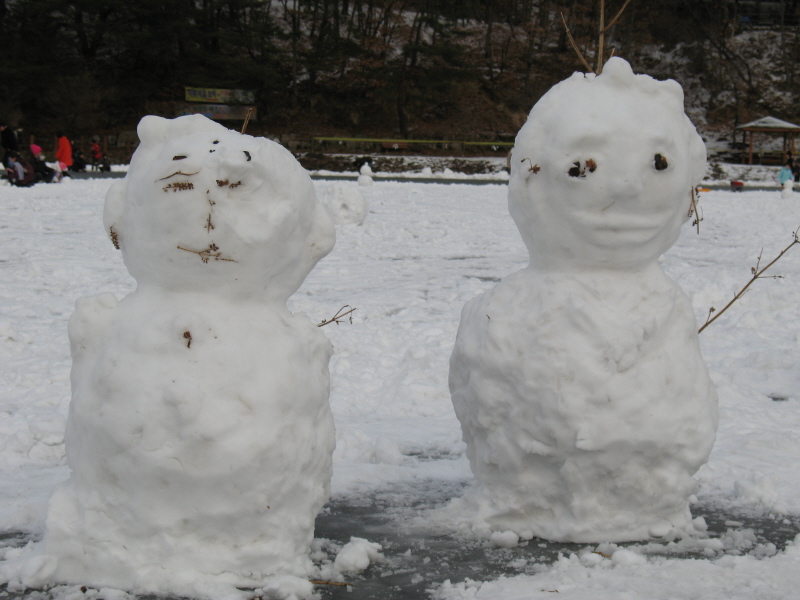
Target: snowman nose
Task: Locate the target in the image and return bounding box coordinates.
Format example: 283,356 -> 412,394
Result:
607,175 -> 643,201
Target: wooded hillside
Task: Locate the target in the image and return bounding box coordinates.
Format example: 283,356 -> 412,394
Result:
2,0 -> 800,146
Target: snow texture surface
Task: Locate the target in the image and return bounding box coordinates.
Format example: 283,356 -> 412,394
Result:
1,162 -> 800,598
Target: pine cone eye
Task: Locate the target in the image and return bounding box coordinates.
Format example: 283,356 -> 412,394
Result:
654,154 -> 669,170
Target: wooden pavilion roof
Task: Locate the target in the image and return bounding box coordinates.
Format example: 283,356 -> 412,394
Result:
737,116 -> 800,132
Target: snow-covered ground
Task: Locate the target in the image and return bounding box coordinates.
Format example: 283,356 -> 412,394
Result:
1,177 -> 800,599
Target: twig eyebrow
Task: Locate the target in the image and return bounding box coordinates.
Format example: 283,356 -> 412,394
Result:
156,171 -> 200,182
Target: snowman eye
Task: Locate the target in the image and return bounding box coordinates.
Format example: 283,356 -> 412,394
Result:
172,155 -> 187,161
654,154 -> 669,170
568,159 -> 596,178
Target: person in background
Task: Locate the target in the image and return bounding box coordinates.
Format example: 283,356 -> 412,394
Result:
90,137 -> 102,169
72,151 -> 87,172
55,130 -> 73,170
785,151 -> 798,182
6,152 -> 35,187
1,122 -> 19,168
778,160 -> 794,198
29,144 -> 59,183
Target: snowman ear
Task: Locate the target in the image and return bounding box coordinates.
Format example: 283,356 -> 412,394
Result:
307,202 -> 336,265
136,115 -> 171,148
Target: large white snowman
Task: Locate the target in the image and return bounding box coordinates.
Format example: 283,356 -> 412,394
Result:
40,115 -> 336,598
449,58 -> 718,543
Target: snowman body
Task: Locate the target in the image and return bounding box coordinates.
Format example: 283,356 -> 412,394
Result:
42,115 -> 337,594
450,58 -> 717,542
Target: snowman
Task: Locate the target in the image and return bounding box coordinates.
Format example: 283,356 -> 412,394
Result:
449,58 -> 717,543
39,115 -> 337,598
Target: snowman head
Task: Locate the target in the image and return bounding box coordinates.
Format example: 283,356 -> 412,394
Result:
509,57 -> 706,271
104,115 -> 334,302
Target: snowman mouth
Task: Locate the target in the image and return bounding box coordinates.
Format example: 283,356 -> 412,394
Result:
591,219 -> 662,234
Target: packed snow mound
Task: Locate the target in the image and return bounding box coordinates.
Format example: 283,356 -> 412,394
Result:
450,57 -> 717,542
333,537 -> 384,575
35,114 -> 337,599
509,56 -> 707,271
321,184 -> 369,225
104,114 -> 335,303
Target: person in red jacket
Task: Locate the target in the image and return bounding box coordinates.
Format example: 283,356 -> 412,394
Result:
55,131 -> 73,169
90,136 -> 102,169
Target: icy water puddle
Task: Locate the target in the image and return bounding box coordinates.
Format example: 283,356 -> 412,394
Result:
2,480 -> 799,600
314,481 -> 800,599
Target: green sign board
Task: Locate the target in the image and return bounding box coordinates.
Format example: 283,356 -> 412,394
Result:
184,87 -> 255,105
177,104 -> 256,121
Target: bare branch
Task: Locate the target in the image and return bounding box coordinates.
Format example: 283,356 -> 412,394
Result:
597,0 -> 605,73
698,229 -> 800,333
604,0 -> 634,32
318,305 -> 357,327
690,187 -> 702,234
560,12 -> 594,73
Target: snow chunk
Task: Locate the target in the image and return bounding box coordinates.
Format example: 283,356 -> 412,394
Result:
611,548 -> 647,567
334,537 -> 383,575
321,184 -> 369,225
489,531 -> 519,548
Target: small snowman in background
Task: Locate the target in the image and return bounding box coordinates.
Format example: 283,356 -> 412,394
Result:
357,161 -> 374,186
449,58 -> 717,543
34,115 -> 336,599
321,184 -> 369,225
778,160 -> 794,198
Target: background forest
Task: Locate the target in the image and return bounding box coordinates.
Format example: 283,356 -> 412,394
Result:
2,0 -> 800,149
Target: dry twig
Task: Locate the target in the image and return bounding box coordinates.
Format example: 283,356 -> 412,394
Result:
699,228 -> 800,333
560,12 -> 594,74
689,187 -> 703,234
177,243 -> 237,264
157,171 -> 199,182
109,226 -> 120,250
520,157 -> 541,173
561,0 -> 634,74
241,108 -> 253,134
318,305 -> 357,327
605,0 -> 635,32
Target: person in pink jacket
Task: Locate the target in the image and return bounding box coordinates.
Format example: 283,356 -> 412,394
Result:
55,131 -> 73,169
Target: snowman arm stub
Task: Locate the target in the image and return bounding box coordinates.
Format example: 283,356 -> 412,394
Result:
68,293 -> 119,361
